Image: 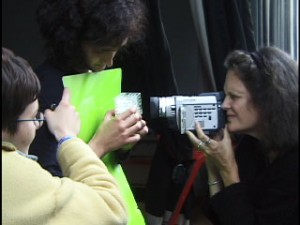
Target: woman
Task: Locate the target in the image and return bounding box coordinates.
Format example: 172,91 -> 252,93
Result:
30,0 -> 148,177
2,47 -> 128,225
187,46 -> 298,225
29,1 -> 149,224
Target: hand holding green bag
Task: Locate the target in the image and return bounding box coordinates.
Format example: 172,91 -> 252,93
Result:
63,68 -> 145,225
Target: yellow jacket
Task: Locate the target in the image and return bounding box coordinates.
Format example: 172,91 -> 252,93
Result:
2,138 -> 128,225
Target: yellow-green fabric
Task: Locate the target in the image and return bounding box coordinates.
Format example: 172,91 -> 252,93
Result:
63,68 -> 146,225
2,139 -> 128,225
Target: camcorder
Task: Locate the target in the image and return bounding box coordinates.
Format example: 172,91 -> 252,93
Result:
150,92 -> 226,134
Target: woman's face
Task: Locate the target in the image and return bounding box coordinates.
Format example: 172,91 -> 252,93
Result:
222,70 -> 260,138
3,100 -> 41,153
82,39 -> 128,72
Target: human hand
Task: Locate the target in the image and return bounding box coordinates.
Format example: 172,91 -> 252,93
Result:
88,107 -> 148,157
186,122 -> 239,186
119,118 -> 148,151
44,88 -> 81,141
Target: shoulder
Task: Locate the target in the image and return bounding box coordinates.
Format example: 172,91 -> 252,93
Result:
261,146 -> 299,196
2,148 -> 59,189
273,146 -> 298,174
35,61 -> 67,109
35,61 -> 66,82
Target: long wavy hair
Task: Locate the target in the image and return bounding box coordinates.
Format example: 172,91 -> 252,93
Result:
37,0 -> 148,72
224,46 -> 298,154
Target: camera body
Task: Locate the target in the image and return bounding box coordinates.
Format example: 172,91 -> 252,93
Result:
150,92 -> 226,134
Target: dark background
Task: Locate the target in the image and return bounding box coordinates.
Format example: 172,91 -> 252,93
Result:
2,0 -> 201,95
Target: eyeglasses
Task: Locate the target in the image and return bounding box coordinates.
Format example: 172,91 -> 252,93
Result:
16,112 -> 46,129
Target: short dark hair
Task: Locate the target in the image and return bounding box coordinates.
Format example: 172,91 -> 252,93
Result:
224,46 -> 298,153
36,0 -> 148,71
2,47 -> 41,134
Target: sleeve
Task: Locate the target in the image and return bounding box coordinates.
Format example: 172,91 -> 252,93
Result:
56,138 -> 128,224
2,138 -> 128,225
209,183 -> 256,225
209,150 -> 298,225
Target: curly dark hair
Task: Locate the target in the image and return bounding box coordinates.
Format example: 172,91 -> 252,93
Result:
37,0 -> 148,71
224,46 -> 298,153
2,47 -> 41,134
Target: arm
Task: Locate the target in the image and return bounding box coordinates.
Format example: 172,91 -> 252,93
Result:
57,138 -> 128,224
2,138 -> 128,225
187,122 -> 298,225
88,108 -> 148,158
186,123 -> 240,197
44,88 -> 128,223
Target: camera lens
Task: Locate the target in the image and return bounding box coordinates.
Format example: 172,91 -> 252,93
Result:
149,97 -> 159,119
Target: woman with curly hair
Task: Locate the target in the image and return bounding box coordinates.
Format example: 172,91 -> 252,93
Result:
30,0 -> 148,177
187,46 -> 298,225
36,0 -> 147,73
29,1 -> 149,224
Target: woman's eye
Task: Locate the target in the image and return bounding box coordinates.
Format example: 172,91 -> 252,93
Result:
229,94 -> 238,100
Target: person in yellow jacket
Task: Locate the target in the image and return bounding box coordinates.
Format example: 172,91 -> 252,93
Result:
2,47 -> 147,225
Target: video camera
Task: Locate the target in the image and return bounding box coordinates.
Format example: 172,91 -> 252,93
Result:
150,92 -> 226,134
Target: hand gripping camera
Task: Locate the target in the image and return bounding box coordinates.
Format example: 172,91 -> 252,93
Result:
150,92 -> 226,134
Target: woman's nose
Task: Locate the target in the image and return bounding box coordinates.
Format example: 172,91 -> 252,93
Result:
105,52 -> 117,67
221,96 -> 230,110
106,58 -> 113,67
